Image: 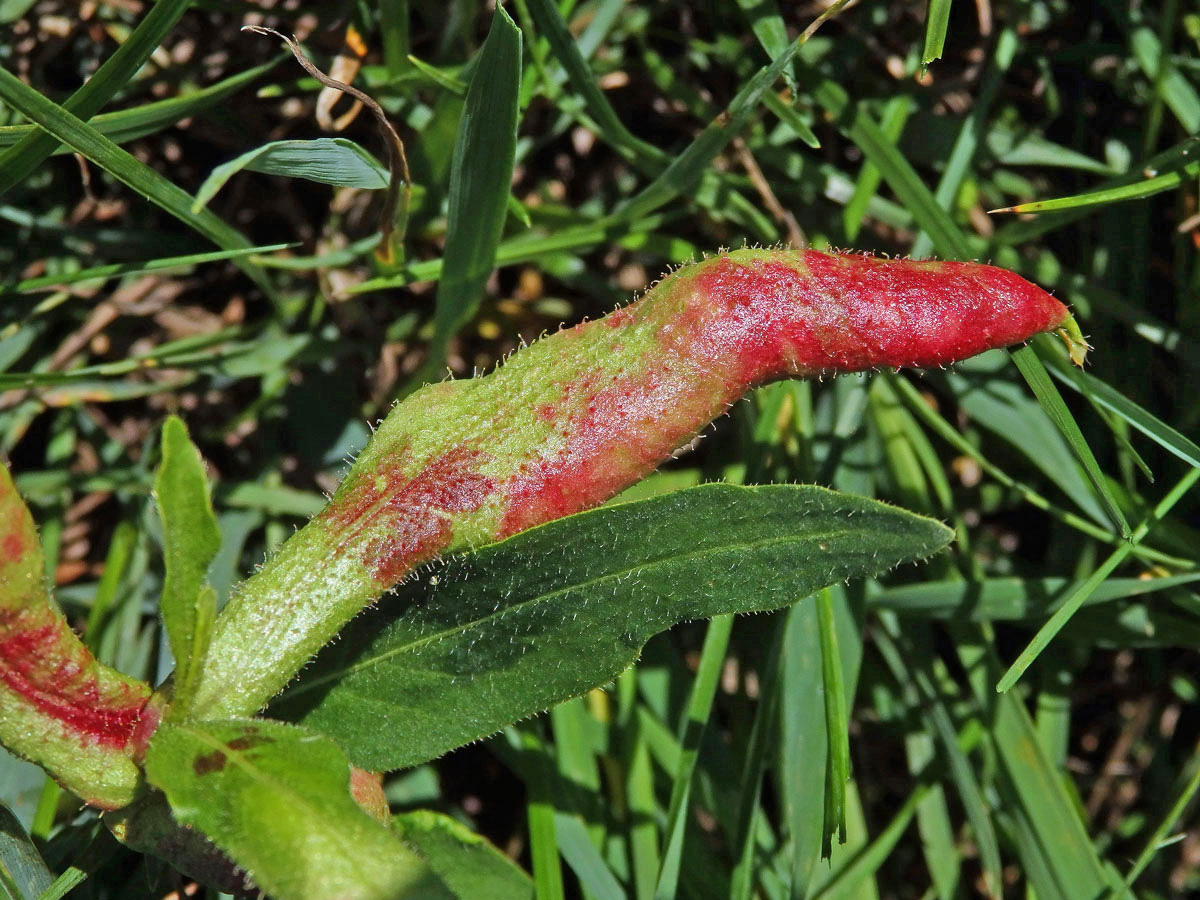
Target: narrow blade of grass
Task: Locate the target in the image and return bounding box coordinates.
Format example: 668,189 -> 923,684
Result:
736,0 -> 799,95
0,67 -> 272,297
921,0 -> 954,66
874,619 -> 1003,897
0,0 -> 192,195
1010,344 -> 1130,537
1039,338 -> 1200,470
990,157 -> 1200,213
779,597 -> 829,898
911,26 -> 1017,258
818,587 -> 850,852
730,620 -> 784,900
555,812 -> 626,900
524,0 -> 667,163
812,77 -> 973,259
997,467 -> 1200,692
654,614 -> 733,900
0,56 -> 283,152
1107,747 -> 1200,900
954,627 -> 1113,900
4,243 -> 294,297
420,4 -> 521,377
517,727 -> 567,900
811,786 -> 928,900
617,33 -> 806,225
844,96 -> 913,241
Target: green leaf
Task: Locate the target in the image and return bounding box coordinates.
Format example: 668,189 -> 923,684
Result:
0,57 -> 284,153
272,483 -> 953,771
0,802 -> 52,900
1039,340 -> 1200,470
525,0 -> 667,163
144,719 -> 450,900
423,4 -> 522,375
155,417 -> 221,714
871,573 -> 1200,620
0,67 -> 272,298
922,0 -> 954,66
391,810 -> 533,899
1010,345 -> 1129,537
192,139 -> 390,213
0,0 -> 191,195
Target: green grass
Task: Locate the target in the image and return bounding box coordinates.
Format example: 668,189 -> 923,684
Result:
1,2 -> 1198,899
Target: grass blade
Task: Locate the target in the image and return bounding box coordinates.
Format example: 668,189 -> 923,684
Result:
192,138 -> 389,212
0,0 -> 192,195
921,0 -> 954,66
0,67 -> 272,297
1010,344 -> 1130,536
812,78 -> 973,259
0,57 -> 283,152
524,0 -> 666,163
654,614 -> 733,900
0,802 -> 53,900
1039,339 -> 1200,470
421,4 -> 522,376
990,157 -> 1200,213
996,467 -> 1200,692
955,627 -> 1113,900
4,244 -> 293,297
818,587 -> 850,852
617,33 -> 806,225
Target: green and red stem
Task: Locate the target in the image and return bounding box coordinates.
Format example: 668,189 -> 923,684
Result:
0,249 -> 1076,804
186,249 -> 1073,720
0,465 -> 152,809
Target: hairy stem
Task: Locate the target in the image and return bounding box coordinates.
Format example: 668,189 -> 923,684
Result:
189,249 -> 1071,719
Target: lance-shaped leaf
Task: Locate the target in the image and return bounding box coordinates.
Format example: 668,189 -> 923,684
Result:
271,483 -> 953,771
144,719 -> 451,900
154,417 -> 220,715
0,463 -> 149,809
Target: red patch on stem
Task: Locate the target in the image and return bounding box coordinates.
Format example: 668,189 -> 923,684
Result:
499,250 -> 1068,539
0,609 -> 148,747
500,368 -> 701,537
325,445 -> 496,585
675,253 -> 1067,385
2,532 -> 23,564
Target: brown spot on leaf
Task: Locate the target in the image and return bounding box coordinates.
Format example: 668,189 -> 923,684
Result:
193,750 -> 227,775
